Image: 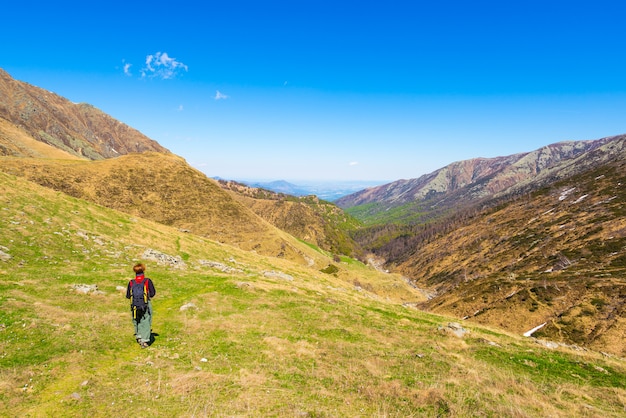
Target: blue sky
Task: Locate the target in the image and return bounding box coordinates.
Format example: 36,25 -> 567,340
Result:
2,0 -> 625,182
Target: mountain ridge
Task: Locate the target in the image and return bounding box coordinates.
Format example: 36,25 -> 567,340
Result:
0,68 -> 169,159
337,137 -> 617,224
351,136 -> 626,355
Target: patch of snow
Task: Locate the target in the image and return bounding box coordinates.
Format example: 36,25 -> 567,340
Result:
523,322 -> 546,337
559,187 -> 576,201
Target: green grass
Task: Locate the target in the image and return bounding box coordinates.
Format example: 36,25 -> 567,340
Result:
1,171 -> 626,417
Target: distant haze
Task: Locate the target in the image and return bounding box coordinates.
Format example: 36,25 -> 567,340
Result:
235,179 -> 389,201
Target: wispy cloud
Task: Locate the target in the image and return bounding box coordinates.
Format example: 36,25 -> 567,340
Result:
349,161 -> 359,166
140,52 -> 188,80
122,60 -> 132,76
214,90 -> 229,100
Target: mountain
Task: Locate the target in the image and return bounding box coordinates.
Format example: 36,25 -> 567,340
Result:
0,152 -> 333,265
337,137 -> 616,224
0,68 -> 169,159
2,67 -> 626,354
244,179 -> 311,196
0,69 -> 355,264
240,179 -> 388,201
351,135 -> 626,355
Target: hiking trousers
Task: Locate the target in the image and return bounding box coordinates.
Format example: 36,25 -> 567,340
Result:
132,300 -> 152,343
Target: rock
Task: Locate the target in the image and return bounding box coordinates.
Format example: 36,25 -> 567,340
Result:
236,282 -> 253,289
439,322 -> 469,338
199,260 -> 243,274
142,249 -> 186,269
71,284 -> 103,295
263,270 -> 294,281
180,302 -> 197,311
0,249 -> 11,261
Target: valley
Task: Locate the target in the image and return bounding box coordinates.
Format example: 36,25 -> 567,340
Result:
0,68 -> 625,416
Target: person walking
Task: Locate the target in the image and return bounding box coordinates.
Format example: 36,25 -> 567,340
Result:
126,263 -> 156,348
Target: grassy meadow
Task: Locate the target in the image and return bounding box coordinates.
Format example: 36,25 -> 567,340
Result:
1,171 -> 625,417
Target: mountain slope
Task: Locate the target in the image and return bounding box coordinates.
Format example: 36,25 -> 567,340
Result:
0,153 -> 325,265
338,136 -> 618,224
0,68 -> 169,159
1,170 -> 624,417
386,153 -> 626,355
0,68 -> 361,262
0,118 -> 83,160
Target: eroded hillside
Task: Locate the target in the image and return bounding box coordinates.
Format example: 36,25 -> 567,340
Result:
339,136 -> 619,225
392,158 -> 626,355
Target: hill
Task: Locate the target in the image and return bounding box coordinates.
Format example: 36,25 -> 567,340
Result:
0,68 -> 361,263
0,117 -> 83,160
218,179 -> 363,257
0,68 -> 169,159
1,170 -> 624,416
0,152 -> 335,265
363,141 -> 626,356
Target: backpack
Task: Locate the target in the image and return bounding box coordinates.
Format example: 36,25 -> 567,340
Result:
130,277 -> 149,317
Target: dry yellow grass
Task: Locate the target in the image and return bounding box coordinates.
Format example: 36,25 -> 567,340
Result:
0,118 -> 83,159
1,166 -> 625,417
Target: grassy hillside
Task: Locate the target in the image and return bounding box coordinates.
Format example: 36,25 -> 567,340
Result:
0,153 -> 332,266
219,180 -> 363,257
1,171 -> 625,416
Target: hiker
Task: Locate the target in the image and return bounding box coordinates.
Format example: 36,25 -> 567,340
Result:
126,263 -> 156,348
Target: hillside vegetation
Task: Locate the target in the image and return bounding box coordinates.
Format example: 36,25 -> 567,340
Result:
337,135 -> 626,356
0,153 -> 335,266
1,67 -> 625,415
373,154 -> 626,356
218,180 -> 363,258
1,171 -> 625,416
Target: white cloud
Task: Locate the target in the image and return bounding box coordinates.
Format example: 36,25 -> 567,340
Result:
214,90 -> 229,100
349,161 -> 359,166
141,52 -> 188,80
123,61 -> 132,76
178,104 -> 184,112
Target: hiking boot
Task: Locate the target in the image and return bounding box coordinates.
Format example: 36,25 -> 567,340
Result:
140,341 -> 149,349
